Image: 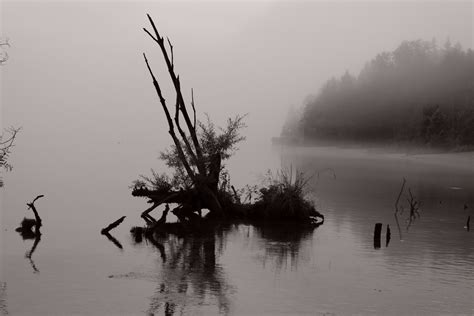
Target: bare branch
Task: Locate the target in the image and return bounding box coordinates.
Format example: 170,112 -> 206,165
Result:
174,81 -> 200,168
145,14 -> 206,173
143,28 -> 159,43
101,216 -> 126,235
191,88 -> 196,130
143,53 -> 195,180
32,194 -> 45,204
167,37 -> 173,67
26,195 -> 44,228
0,127 -> 20,147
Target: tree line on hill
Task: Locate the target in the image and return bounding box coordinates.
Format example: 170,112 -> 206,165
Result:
282,39 -> 474,149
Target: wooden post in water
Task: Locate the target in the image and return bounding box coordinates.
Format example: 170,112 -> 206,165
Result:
374,223 -> 382,249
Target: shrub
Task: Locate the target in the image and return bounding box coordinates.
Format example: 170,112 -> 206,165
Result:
251,168 -> 320,222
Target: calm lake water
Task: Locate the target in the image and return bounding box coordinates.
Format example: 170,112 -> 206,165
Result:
1,145 -> 473,315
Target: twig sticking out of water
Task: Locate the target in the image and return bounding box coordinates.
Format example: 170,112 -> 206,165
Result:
26,194 -> 44,228
101,216 -> 126,250
101,216 -> 126,234
393,178 -> 422,237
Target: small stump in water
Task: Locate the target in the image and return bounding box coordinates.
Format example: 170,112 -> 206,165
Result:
374,223 -> 382,249
16,195 -> 44,239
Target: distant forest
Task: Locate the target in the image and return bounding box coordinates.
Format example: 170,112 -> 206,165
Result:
283,39 -> 474,149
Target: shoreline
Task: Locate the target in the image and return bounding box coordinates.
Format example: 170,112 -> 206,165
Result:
276,143 -> 474,172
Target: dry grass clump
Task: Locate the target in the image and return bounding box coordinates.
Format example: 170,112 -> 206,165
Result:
251,167 -> 322,223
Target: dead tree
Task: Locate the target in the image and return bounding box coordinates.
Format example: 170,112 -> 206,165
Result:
135,15 -> 322,229
139,14 -> 240,220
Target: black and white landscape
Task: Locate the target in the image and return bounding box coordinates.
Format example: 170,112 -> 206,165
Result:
1,1 -> 473,315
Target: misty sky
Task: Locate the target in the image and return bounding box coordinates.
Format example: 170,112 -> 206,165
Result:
1,0 -> 472,187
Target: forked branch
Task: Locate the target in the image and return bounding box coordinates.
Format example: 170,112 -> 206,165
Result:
143,53 -> 195,180
143,14 -> 206,174
26,195 -> 44,228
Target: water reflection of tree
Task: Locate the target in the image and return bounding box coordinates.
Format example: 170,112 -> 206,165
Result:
131,223 -> 317,314
25,234 -> 41,274
252,224 -> 314,271
16,225 -> 41,274
138,227 -> 233,315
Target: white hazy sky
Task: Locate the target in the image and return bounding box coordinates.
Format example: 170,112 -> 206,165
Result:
0,0 -> 472,184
